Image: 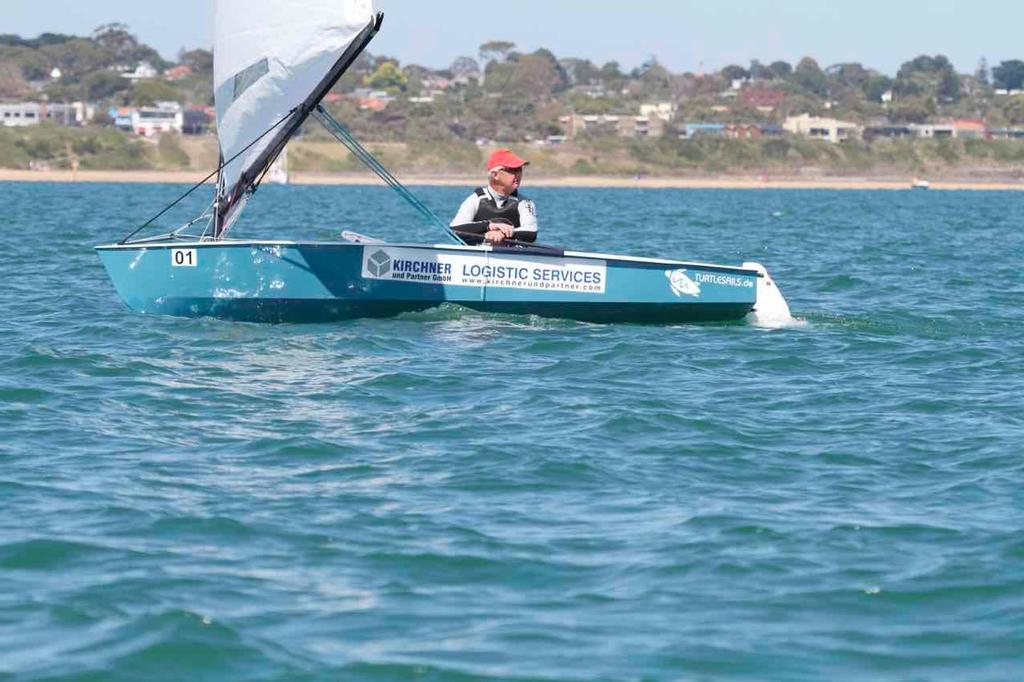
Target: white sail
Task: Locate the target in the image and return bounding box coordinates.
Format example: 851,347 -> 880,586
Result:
214,0 -> 375,231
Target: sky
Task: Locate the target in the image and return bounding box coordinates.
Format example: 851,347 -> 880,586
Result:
3,0 -> 1022,77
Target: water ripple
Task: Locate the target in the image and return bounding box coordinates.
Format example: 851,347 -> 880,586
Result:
1,185 -> 1022,680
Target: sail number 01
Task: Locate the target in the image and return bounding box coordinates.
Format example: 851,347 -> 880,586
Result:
171,249 -> 197,267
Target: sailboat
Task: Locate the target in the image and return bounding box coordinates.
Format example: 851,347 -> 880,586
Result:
95,0 -> 792,325
265,146 -> 289,185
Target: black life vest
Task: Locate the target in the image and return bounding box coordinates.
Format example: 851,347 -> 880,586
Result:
473,187 -> 522,228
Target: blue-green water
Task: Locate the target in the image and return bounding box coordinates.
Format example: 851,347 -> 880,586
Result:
2,182 -> 1023,681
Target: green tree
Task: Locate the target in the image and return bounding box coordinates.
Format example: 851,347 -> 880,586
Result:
0,45 -> 50,80
450,56 -> 480,79
91,23 -> 166,69
894,54 -> 958,100
41,38 -> 114,80
721,64 -> 749,82
827,63 -> 870,89
83,70 -> 130,100
179,48 -> 213,74
560,58 -> 599,85
793,57 -> 827,97
530,48 -> 569,92
975,58 -> 989,86
479,40 -> 515,66
769,61 -> 792,78
0,61 -> 30,98
484,54 -> 563,100
1001,96 -> 1024,124
639,63 -> 673,97
130,79 -> 180,105
364,61 -> 408,92
0,33 -> 74,49
993,60 -> 1024,90
889,98 -> 933,123
938,68 -> 961,102
863,75 -> 893,103
749,60 -> 774,80
600,61 -> 623,81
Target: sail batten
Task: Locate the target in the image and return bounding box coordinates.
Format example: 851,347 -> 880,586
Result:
214,0 -> 378,235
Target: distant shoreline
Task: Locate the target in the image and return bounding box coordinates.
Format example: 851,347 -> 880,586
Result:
1,168 -> 1022,191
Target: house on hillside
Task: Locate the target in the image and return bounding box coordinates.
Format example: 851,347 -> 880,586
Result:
907,119 -> 988,139
952,119 -> 988,139
0,102 -> 41,127
570,83 -> 608,98
122,62 -> 158,82
739,87 -> 786,113
558,112 -> 665,138
41,102 -> 96,127
863,124 -> 913,140
357,96 -> 389,111
420,76 -> 451,91
724,124 -> 763,139
617,115 -> 666,138
908,123 -> 955,139
183,106 -> 215,135
639,102 -> 676,122
680,123 -> 726,139
164,65 -> 193,82
134,102 -> 183,136
109,102 -> 183,136
784,114 -> 860,143
3,100 -> 94,128
559,112 -> 620,139
110,107 -> 134,131
989,128 -> 1024,139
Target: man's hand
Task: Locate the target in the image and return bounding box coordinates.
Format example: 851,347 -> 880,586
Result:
484,229 -> 506,244
489,222 -> 515,238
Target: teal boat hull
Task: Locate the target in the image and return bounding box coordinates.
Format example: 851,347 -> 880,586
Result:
95,240 -> 761,324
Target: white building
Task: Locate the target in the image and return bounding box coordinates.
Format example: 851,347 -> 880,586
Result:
639,102 -> 676,122
559,112 -> 620,138
784,114 -> 860,143
43,101 -> 97,126
131,101 -> 184,136
122,62 -> 158,82
0,103 -> 42,127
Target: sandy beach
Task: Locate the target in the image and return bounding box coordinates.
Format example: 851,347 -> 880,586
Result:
1,168 -> 1022,191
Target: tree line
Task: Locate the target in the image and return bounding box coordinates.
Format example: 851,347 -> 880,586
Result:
3,26 -> 1024,141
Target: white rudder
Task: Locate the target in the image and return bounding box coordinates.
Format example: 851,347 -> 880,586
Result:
743,262 -> 794,328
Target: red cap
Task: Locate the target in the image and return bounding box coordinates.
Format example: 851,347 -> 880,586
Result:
487,148 -> 529,171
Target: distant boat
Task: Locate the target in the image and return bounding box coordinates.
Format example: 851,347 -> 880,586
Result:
265,146 -> 289,185
912,178 -> 930,190
94,0 -> 793,326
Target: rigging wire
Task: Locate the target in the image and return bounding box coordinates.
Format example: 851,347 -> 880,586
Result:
118,108 -> 296,245
312,106 -> 464,245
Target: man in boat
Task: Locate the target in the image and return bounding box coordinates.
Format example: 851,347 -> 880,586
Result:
450,148 -> 538,245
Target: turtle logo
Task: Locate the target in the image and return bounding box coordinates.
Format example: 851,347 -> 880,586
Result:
666,269 -> 701,298
367,249 -> 392,277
